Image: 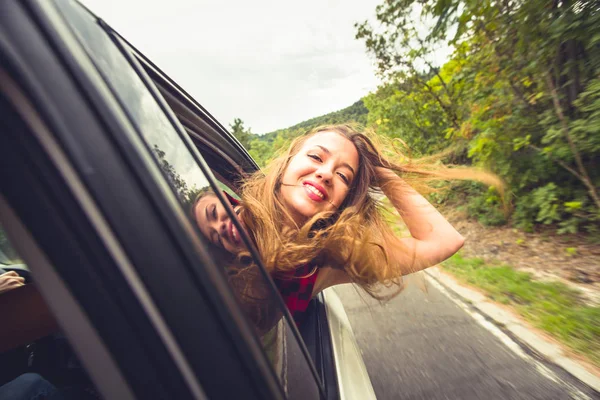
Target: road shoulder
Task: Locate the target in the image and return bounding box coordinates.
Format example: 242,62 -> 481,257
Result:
425,266 -> 600,394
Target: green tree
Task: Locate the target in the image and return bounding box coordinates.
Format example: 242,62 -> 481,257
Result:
248,139 -> 272,168
356,0 -> 600,232
230,118 -> 254,150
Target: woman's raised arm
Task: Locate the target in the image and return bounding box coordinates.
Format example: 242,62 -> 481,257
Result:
376,167 -> 465,275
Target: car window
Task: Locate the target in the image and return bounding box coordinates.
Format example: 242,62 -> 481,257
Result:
0,225 -> 30,286
0,225 -> 22,266
51,1 -> 322,397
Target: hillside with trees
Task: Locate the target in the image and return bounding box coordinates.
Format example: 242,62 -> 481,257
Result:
230,100 -> 368,167
261,99 -> 368,141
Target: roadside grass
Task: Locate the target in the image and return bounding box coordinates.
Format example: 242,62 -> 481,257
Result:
442,253 -> 600,367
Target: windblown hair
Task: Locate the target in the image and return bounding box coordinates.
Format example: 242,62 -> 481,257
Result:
238,124 -> 503,299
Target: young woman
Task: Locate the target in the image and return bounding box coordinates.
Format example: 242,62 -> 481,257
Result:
193,124 -> 502,325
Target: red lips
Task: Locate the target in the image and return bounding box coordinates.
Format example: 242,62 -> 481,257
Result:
303,180 -> 328,202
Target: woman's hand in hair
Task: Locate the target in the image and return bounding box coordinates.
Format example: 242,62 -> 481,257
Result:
374,167 -> 465,274
374,166 -> 401,190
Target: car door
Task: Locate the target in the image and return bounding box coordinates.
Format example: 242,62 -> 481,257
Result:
0,0 -> 325,398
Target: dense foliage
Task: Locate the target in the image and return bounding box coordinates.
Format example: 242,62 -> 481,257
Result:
355,0 -> 600,234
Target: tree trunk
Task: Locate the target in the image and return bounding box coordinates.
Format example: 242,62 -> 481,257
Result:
545,74 -> 600,211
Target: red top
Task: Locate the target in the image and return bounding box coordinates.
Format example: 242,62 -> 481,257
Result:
223,191 -> 319,326
273,264 -> 319,327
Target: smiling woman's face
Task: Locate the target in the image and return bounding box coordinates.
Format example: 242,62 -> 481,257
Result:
279,131 -> 360,225
194,193 -> 245,254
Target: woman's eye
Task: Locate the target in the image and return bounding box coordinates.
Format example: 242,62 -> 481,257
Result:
337,172 -> 349,184
308,154 -> 322,162
212,204 -> 217,219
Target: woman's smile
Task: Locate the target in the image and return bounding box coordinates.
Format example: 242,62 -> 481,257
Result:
303,181 -> 327,202
228,219 -> 242,245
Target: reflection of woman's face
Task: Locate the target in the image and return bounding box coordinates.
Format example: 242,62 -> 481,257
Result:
194,194 -> 246,254
280,131 -> 359,225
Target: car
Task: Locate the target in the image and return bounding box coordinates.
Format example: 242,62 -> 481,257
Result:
0,0 -> 376,398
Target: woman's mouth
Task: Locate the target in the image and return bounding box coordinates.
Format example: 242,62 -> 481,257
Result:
228,220 -> 241,245
303,182 -> 327,202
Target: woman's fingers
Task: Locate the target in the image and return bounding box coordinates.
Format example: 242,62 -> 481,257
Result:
0,272 -> 25,282
1,272 -> 25,284
0,273 -> 26,294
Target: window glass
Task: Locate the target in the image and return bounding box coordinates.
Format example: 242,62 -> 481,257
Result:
0,226 -> 22,266
52,1 -> 321,397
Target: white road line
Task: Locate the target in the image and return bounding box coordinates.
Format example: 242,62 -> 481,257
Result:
425,274 -> 592,400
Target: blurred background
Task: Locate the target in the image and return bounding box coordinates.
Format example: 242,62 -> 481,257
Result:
77,0 -> 600,398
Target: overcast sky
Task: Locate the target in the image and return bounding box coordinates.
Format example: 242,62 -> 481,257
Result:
79,0 -> 382,134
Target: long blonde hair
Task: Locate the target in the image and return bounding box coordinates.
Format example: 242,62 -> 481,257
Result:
239,124 -> 503,299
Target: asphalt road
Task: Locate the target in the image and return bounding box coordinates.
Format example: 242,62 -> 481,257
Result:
335,274 -> 599,400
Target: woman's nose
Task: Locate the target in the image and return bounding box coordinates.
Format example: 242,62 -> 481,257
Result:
218,214 -> 228,232
213,209 -> 228,233
218,221 -> 227,235
315,166 -> 333,184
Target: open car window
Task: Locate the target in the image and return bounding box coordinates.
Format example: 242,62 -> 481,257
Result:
0,226 -> 23,267
50,0 -> 324,397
